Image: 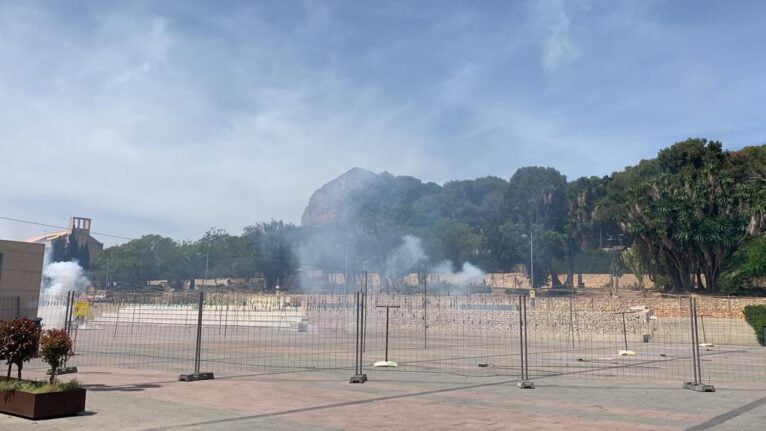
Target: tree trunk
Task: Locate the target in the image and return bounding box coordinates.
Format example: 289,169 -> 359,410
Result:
565,244 -> 576,288
665,250 -> 693,292
6,363 -> 10,379
550,272 -> 563,288
16,362 -> 22,380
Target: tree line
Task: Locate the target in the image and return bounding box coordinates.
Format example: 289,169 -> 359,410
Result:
90,138 -> 766,294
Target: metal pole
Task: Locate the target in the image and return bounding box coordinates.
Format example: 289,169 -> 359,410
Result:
523,296 -> 529,381
530,231 -> 534,289
424,276 -> 428,350
204,250 -> 209,284
359,292 -> 363,374
693,299 -> 703,384
516,294 -> 534,388
622,312 -> 628,351
345,242 -> 349,292
689,296 -> 699,385
179,291 -> 214,381
385,307 -> 390,362
354,292 -> 362,374
568,293 -> 575,348
350,291 -> 367,383
15,296 -> 20,319
363,272 -> 367,353
195,291 -> 204,374
683,297 -> 714,391
64,291 -> 73,335
63,292 -> 68,333
518,295 -> 524,379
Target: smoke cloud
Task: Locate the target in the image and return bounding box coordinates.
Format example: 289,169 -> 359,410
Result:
40,246 -> 90,295
431,260 -> 485,284
384,235 -> 427,276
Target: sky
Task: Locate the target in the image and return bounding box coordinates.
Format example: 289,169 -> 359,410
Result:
1,0 -> 765,246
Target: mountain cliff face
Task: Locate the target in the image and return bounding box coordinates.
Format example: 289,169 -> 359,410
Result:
301,167 -> 380,226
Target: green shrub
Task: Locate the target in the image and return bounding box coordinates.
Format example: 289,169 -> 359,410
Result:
40,329 -> 74,384
0,378 -> 79,394
743,305 -> 766,346
0,318 -> 42,380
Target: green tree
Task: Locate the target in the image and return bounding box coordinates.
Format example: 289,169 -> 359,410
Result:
720,236 -> 766,294
503,167 -> 568,287
621,245 -> 649,291
243,221 -> 299,289
624,139 -> 764,292
91,235 -> 185,286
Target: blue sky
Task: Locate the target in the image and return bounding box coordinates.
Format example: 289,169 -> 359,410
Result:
1,0 -> 765,245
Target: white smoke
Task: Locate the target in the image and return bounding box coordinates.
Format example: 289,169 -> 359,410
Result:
431,260 -> 485,285
385,235 -> 427,275
40,246 -> 89,295
43,261 -> 89,295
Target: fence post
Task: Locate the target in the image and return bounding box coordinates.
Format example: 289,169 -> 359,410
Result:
179,291 -> 214,382
423,276 -> 428,350
56,291 -> 79,375
64,291 -> 73,334
350,291 -> 368,383
517,294 -> 534,389
362,274 -> 367,354
683,297 -> 714,392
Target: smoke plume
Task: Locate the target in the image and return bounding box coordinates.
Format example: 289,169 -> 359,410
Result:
40,246 -> 90,295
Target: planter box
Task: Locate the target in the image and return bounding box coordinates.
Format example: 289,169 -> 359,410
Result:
0,385 -> 86,420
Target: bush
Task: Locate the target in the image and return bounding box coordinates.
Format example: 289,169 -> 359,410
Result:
0,318 -> 41,380
40,329 -> 74,384
743,305 -> 766,346
0,378 -> 79,394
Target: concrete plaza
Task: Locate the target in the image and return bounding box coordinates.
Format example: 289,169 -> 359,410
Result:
1,367 -> 764,430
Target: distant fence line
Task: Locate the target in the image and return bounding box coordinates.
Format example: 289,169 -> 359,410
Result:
140,272 -> 660,290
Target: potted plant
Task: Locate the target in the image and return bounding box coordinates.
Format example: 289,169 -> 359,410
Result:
40,329 -> 74,383
0,320 -> 86,419
0,317 -> 39,379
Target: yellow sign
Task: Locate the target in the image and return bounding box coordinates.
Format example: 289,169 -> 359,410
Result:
529,289 -> 536,298
73,301 -> 90,318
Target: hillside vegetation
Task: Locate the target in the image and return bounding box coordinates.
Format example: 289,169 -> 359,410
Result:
91,139 -> 766,294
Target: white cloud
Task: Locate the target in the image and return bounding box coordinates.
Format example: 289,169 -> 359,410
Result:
535,0 -> 581,73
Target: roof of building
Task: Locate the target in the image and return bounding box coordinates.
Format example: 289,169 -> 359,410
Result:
24,230 -> 70,243
24,230 -> 103,246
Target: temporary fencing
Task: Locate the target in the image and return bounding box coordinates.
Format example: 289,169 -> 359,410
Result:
35,287 -> 766,391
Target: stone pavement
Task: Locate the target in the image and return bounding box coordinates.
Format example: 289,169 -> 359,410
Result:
1,367 -> 764,430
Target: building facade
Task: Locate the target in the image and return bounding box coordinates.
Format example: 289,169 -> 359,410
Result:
0,239 -> 45,319
25,216 -> 103,266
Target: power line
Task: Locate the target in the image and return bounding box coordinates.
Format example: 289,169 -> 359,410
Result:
0,216 -> 135,241
2,216 -> 368,274
1,216 -> 360,271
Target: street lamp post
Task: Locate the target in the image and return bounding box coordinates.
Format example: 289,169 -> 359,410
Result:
204,249 -> 209,285
345,241 -> 349,292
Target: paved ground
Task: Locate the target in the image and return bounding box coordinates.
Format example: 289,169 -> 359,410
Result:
1,367 -> 765,430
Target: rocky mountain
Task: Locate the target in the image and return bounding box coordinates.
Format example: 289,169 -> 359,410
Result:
301,167 -> 380,226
